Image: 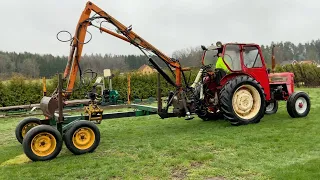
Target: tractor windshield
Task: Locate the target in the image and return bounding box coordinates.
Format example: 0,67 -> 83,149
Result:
203,49 -> 219,66
203,45 -> 242,72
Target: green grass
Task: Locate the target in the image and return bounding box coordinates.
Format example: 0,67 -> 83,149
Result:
0,88 -> 319,179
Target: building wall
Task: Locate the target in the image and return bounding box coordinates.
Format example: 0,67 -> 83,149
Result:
140,66 -> 155,74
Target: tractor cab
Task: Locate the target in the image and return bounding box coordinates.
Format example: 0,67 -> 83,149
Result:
201,42 -> 270,99
202,42 -> 266,73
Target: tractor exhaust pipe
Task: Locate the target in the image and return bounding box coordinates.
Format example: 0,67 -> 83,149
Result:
271,45 -> 276,73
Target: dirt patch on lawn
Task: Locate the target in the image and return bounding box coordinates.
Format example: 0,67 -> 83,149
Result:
205,176 -> 226,180
0,154 -> 30,166
171,167 -> 188,180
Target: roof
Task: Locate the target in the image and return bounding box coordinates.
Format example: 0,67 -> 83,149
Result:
138,64 -> 149,71
300,60 -> 317,64
223,43 -> 259,46
280,60 -> 297,65
206,42 -> 259,50
138,64 -> 156,71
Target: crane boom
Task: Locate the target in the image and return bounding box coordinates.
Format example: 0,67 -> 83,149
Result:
40,1 -> 191,118
63,1 -> 185,97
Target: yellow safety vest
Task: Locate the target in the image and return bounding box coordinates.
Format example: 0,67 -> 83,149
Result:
215,57 -> 229,72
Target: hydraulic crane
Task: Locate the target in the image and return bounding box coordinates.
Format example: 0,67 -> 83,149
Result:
40,1 -> 195,120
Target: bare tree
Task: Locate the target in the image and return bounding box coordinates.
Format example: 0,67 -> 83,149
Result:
17,58 -> 40,78
0,54 -> 15,78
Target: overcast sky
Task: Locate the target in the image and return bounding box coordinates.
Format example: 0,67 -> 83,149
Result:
1,0 -> 319,56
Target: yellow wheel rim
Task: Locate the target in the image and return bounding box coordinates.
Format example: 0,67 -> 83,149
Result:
232,85 -> 261,120
22,123 -> 39,138
72,127 -> 95,150
31,132 -> 57,157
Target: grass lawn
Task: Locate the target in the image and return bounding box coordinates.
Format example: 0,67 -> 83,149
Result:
0,88 -> 319,179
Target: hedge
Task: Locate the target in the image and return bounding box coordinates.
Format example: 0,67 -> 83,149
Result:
275,64 -> 320,87
0,70 -> 197,107
1,65 -> 318,107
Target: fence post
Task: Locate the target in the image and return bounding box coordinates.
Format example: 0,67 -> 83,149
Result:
157,73 -> 162,113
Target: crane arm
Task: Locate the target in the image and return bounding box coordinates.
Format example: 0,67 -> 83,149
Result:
41,1 -> 191,118
63,1 -> 184,98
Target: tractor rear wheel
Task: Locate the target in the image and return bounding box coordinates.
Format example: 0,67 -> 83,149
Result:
22,125 -> 63,161
15,117 -> 41,144
64,120 -> 100,155
265,101 -> 278,114
219,75 -> 266,126
287,91 -> 311,118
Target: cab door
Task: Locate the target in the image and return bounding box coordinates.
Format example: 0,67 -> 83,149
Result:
241,45 -> 270,100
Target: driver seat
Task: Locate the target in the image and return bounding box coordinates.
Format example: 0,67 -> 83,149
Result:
214,68 -> 227,85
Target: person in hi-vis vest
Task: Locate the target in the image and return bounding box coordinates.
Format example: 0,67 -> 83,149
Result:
215,52 -> 230,73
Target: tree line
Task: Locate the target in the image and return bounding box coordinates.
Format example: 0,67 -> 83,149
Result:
1,39 -> 320,79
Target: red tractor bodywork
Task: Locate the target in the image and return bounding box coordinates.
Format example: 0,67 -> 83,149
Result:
195,41 -> 311,125
268,72 -> 294,100
201,43 -> 294,102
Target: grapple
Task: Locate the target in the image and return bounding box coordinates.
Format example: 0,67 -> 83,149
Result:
40,96 -> 58,118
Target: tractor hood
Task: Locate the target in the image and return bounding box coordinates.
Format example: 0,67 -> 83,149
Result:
268,72 -> 294,84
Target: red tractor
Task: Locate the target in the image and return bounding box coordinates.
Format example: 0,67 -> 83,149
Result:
191,42 -> 311,125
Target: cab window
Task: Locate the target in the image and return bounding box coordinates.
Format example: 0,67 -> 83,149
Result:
223,44 -> 241,71
203,49 -> 218,66
243,46 -> 263,68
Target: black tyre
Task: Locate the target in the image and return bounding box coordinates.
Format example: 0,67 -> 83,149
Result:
265,101 -> 278,114
64,120 -> 100,155
219,75 -> 266,126
15,117 -> 41,144
198,111 -> 223,121
287,91 -> 311,118
23,125 -> 63,161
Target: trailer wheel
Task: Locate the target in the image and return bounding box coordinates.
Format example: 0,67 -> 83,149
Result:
219,75 -> 266,126
265,101 -> 278,114
287,91 -> 311,118
23,125 -> 63,161
64,120 -> 100,155
15,117 -> 41,144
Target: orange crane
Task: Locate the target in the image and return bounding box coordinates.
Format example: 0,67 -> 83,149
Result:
40,1 -> 192,119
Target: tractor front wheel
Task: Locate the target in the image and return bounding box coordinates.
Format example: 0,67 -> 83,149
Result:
219,75 -> 266,126
265,101 -> 278,114
64,120 -> 100,155
287,91 -> 311,118
22,125 -> 63,161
